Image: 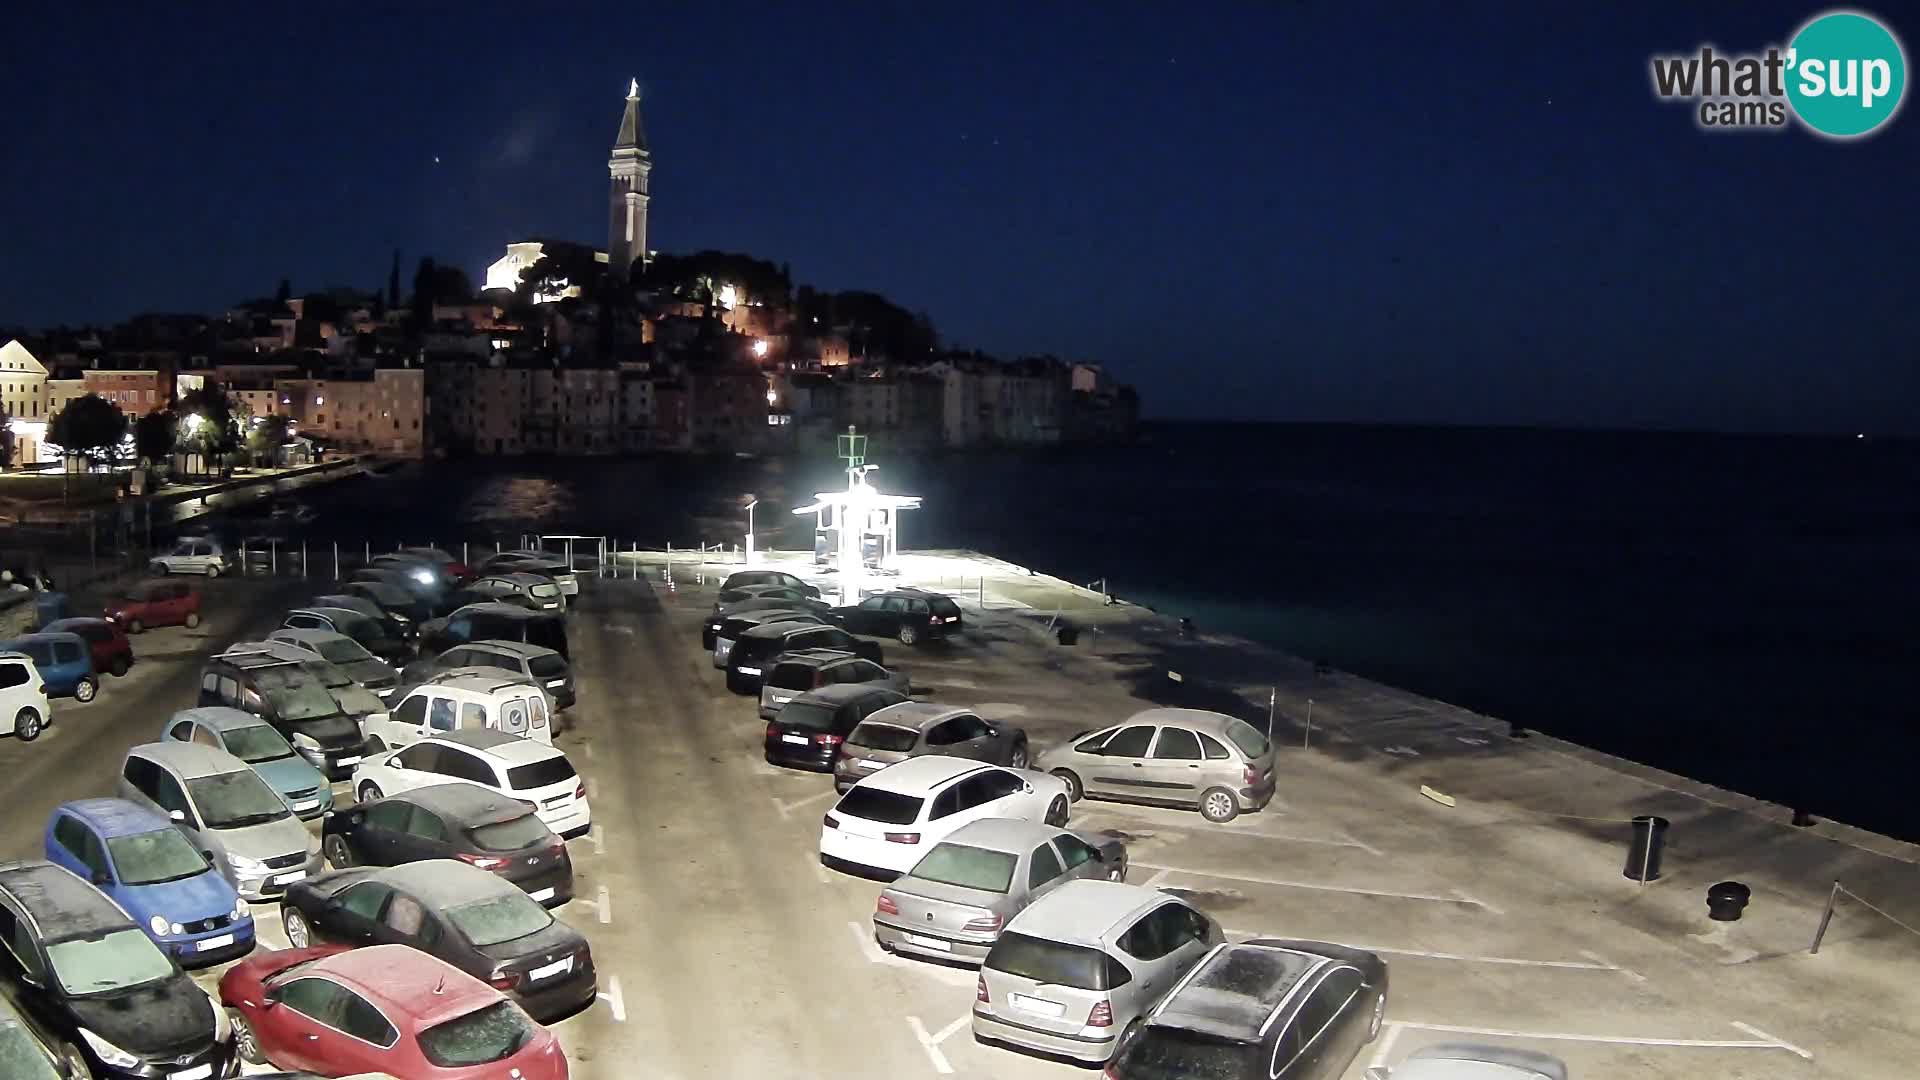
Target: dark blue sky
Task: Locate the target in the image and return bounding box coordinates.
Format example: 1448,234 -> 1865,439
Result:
3,3 -> 1914,432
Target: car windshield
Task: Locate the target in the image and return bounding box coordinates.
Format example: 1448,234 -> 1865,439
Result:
222,724 -> 296,763
835,787 -> 923,825
315,638 -> 372,664
334,618 -> 388,648
527,655 -> 566,679
847,723 -> 918,752
253,670 -> 343,721
444,893 -> 554,947
46,929 -> 176,996
776,701 -> 839,732
330,684 -> 385,717
927,596 -> 963,617
768,664 -> 815,691
909,843 -> 1016,893
506,756 -> 575,791
1225,719 -> 1269,758
1111,1026 -> 1254,1078
985,932 -> 1114,991
107,828 -> 211,885
0,1022 -> 62,1080
469,814 -> 554,852
418,1001 -> 537,1068
188,770 -> 292,828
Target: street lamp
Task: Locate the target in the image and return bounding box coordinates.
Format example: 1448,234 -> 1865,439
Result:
743,495 -> 759,566
752,339 -> 769,358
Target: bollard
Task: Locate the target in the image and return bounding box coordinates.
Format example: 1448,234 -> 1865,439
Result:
1624,815 -> 1669,882
1707,881 -> 1750,921
979,576 -> 985,608
1509,721 -> 1529,739
365,541 -> 370,565
1792,809 -> 1816,828
463,542 -> 469,567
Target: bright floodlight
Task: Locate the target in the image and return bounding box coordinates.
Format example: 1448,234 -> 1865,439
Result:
753,340 -> 769,358
792,448 -> 920,606
184,414 -> 204,432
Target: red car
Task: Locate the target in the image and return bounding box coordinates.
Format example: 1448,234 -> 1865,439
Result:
104,578 -> 202,633
41,616 -> 135,676
220,943 -> 569,1078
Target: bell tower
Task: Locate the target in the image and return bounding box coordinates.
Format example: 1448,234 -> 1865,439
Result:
608,78 -> 651,281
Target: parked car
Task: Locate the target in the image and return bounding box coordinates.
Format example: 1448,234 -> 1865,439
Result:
708,608 -> 824,664
820,758 -> 1072,878
1036,707 -> 1278,824
727,620 -> 881,693
764,684 -> 909,772
310,593 -> 415,642
220,943 -> 568,1078
0,652 -> 51,742
148,535 -> 234,577
875,819 -> 1127,964
268,628 -> 400,698
705,597 -> 832,650
1364,1043 -> 1568,1080
104,578 -> 200,633
281,607 -> 411,663
200,647 -> 372,778
41,617 -> 133,678
342,579 -> 434,626
719,569 -> 819,598
368,554 -> 458,595
832,587 -> 965,645
277,860 -> 595,1022
0,993 -> 62,1080
478,552 -> 578,598
352,730 -> 590,840
0,633 -> 98,703
759,649 -> 909,719
1111,939 -> 1390,1080
398,546 -> 473,583
420,603 -> 569,660
43,798 -> 255,967
117,742 -> 322,901
450,573 -> 565,614
972,880 -> 1221,1064
403,640 -> 575,710
161,706 -> 334,819
348,566 -> 442,606
365,672 -> 555,751
0,860 -> 227,1079
714,584 -> 832,612
321,783 -> 573,905
836,704 -> 1031,792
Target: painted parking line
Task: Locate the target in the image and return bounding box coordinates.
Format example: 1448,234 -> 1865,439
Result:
596,975 -> 626,1022
1231,936 -> 1637,977
1138,863 -> 1502,914
906,1016 -> 956,1074
845,921 -> 975,987
1380,1019 -> 1812,1060
1083,814 -> 1374,854
772,790 -> 834,819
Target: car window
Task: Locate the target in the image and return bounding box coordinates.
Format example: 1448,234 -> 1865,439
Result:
271,976 -> 344,1023
436,747 -> 498,785
363,800 -> 412,832
1117,910 -> 1167,961
0,662 -> 28,689
977,770 -> 1026,803
384,893 -> 429,936
984,932 -> 1117,991
500,699 -> 528,734
1197,733 -> 1231,760
1028,842 -> 1064,889
427,697 -> 456,731
190,725 -> 222,749
1297,968 -> 1361,1046
167,720 -> 195,741
505,755 -> 573,790
1074,727 -> 1117,753
928,787 -> 961,819
1100,726 -> 1155,758
1151,902 -> 1203,954
883,597 -> 911,613
405,806 -> 449,842
394,743 -> 442,772
333,988 -> 400,1047
1054,833 -> 1098,870
337,882 -> 393,922
853,662 -> 887,682
859,597 -> 886,610
461,702 -> 488,729
1225,719 -> 1270,759
1152,727 -> 1203,760
925,720 -> 966,747
53,641 -> 80,665
847,722 -> 918,752
151,770 -> 197,825
954,715 -> 991,740
908,843 -> 1017,892
218,676 -> 240,704
836,787 -> 924,825
417,1000 -> 537,1068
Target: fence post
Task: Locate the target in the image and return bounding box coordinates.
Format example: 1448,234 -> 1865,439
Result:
1303,697 -> 1313,748
333,543 -> 339,581
463,542 -> 469,568
364,541 -> 370,565
979,576 -> 986,608
270,541 -> 278,575
240,539 -> 248,575
300,541 -> 307,579
1811,881 -> 1843,954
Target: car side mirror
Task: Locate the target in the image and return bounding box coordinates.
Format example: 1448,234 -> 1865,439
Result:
168,809 -> 186,823
90,871 -> 111,887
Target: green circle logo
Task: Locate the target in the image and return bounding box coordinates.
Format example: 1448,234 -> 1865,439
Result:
1787,10 -> 1907,138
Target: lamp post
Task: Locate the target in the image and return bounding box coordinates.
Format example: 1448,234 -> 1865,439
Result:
743,495 -> 759,566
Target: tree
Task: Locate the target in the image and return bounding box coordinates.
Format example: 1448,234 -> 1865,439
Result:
175,387 -> 240,465
134,409 -> 177,464
517,250 -> 602,304
48,394 -> 129,467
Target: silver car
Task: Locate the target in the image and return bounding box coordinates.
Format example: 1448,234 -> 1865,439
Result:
1033,707 -> 1278,823
760,650 -> 910,720
972,879 -> 1220,1063
1368,1044 -> 1569,1080
116,742 -> 322,902
836,703 -> 1031,792
875,819 -> 1127,964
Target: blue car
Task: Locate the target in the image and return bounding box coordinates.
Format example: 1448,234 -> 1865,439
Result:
2,631 -> 98,703
43,797 -> 255,967
161,706 -> 336,820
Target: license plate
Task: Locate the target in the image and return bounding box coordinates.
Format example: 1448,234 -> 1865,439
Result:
273,871 -> 306,885
544,796 -> 569,809
293,799 -> 320,812
904,933 -> 952,952
856,759 -> 884,769
782,734 -> 810,745
1010,993 -> 1066,1018
529,956 -> 573,980
170,1065 -> 212,1080
529,886 -> 556,902
546,679 -> 565,688
195,934 -> 234,952
335,756 -> 360,767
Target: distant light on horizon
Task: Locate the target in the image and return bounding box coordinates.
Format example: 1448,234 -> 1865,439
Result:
752,340 -> 769,358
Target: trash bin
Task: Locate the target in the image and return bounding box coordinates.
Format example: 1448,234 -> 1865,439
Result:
1707,881 -> 1751,921
1624,815 -> 1669,882
33,591 -> 70,630
1055,622 -> 1078,646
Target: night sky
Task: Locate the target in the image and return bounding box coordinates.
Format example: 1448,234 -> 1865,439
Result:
4,3 -> 1914,433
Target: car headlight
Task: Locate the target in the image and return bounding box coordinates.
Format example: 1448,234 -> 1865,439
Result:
78,1028 -> 140,1069
412,570 -> 434,585
290,732 -> 321,750
228,853 -> 267,874
148,914 -> 169,937
390,612 -> 412,624
233,898 -> 250,919
737,666 -> 761,676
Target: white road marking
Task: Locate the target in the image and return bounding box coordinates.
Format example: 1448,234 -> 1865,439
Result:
931,1016 -> 969,1044
1579,949 -> 1647,982
1383,745 -> 1421,757
596,976 -> 626,1022
1453,889 -> 1505,915
1731,1021 -> 1813,1059
772,790 -> 833,819
1368,1021 -> 1405,1069
1391,1020 -> 1813,1058
593,886 -> 612,924
1254,939 -> 1626,973
1143,869 -> 1171,888
581,742 -> 596,760
584,825 -> 605,855
1140,863 -> 1500,912
850,920 -> 889,964
907,1016 -> 955,1074
844,921 -> 975,986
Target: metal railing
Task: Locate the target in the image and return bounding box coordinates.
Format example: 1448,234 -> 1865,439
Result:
1810,881 -> 1920,954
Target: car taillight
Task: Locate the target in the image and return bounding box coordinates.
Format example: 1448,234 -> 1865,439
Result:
766,723 -> 780,740
976,974 -> 990,1003
884,832 -> 921,845
1088,1000 -> 1114,1027
487,969 -> 522,990
876,894 -> 899,916
963,912 -> 1003,932
574,780 -> 586,799
1243,764 -> 1260,786
456,853 -> 509,871
823,813 -> 840,830
813,733 -> 844,746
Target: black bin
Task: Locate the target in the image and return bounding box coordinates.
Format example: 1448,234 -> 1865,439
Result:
1707,881 -> 1751,921
1624,815 -> 1669,881
1055,622 -> 1078,646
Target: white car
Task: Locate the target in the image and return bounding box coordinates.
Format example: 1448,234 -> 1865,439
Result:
0,651 -> 52,742
149,536 -> 233,577
350,729 -> 590,840
363,672 -> 555,751
819,756 -> 1071,877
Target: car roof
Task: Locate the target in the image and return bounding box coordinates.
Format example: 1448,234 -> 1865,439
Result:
391,784 -> 541,828
940,818 -> 1063,854
861,755 -> 995,794
432,728 -> 563,762
1117,707 -> 1248,737
772,648 -> 858,667
365,859 -> 524,908
1007,880 -> 1169,944
271,628 -> 353,646
722,570 -> 799,585
417,672 -> 538,696
458,640 -> 554,659
127,740 -> 251,778
44,617 -> 110,630
792,683 -> 900,706
302,943 -> 500,1026
0,860 -> 135,938
740,619 -> 829,640
171,705 -> 274,733
483,572 -> 551,586
725,608 -> 815,626
290,607 -> 369,623
56,797 -> 173,839
450,602 -> 541,620
864,701 -> 972,731
213,643 -> 306,668
1397,1044 -> 1569,1080
4,632 -> 83,647
1150,941 -> 1325,1042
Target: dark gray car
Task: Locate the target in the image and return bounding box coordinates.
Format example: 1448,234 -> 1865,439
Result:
836,703 -> 1030,792
759,649 -> 910,719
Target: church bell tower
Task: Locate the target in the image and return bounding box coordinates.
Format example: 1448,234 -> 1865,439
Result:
608,79 -> 651,281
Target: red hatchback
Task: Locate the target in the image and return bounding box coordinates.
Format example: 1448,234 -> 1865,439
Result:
221,943 -> 569,1078
105,578 -> 201,633
41,616 -> 135,676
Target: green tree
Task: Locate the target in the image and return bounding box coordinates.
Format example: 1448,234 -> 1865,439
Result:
134,409 -> 177,464
518,250 -> 602,304
175,387 -> 240,464
48,393 -> 129,467
246,413 -> 293,465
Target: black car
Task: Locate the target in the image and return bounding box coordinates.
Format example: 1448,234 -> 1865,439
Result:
341,579 -> 435,624
1111,939 -> 1388,1080
447,573 -> 566,615
322,783 -> 574,906
200,647 -> 371,778
726,620 -> 882,693
704,605 -> 826,651
714,583 -> 833,611
420,602 -> 570,660
281,607 -> 412,663
0,860 -> 227,1080
763,683 -> 909,772
831,587 -> 964,646
719,569 -> 820,598
311,593 -> 415,642
277,860 -> 596,1023
347,566 -> 441,605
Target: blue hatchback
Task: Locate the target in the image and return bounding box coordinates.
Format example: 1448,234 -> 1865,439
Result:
2,632 -> 98,703
43,797 -> 255,967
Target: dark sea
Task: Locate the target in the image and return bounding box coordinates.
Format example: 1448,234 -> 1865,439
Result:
268,423 -> 1920,842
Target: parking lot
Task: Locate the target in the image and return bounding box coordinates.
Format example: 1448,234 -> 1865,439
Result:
0,565 -> 1902,1078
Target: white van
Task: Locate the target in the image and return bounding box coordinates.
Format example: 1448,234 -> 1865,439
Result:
362,671 -> 554,752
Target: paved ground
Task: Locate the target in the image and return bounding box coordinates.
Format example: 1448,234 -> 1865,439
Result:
0,556 -> 1911,1078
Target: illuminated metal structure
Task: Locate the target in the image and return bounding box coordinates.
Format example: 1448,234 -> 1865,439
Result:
792,428 -> 921,605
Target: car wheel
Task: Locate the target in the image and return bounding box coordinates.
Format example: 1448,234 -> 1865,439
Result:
358,782 -> 382,802
1367,993 -> 1385,1041
897,623 -> 919,646
1200,787 -> 1240,823
73,677 -> 97,703
109,656 -> 130,677
1045,795 -> 1070,826
206,564 -> 220,579
229,1009 -> 264,1065
282,907 -> 313,949
148,561 -> 168,576
126,619 -> 143,635
322,835 -> 355,868
1051,769 -> 1083,801
1006,739 -> 1030,770
1115,1019 -> 1144,1059
185,612 -> 201,629
14,709 -> 42,742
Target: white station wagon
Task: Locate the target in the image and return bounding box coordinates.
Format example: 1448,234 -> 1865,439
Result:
351,728 -> 590,840
820,756 -> 1071,878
